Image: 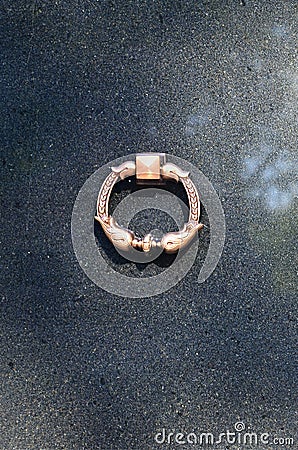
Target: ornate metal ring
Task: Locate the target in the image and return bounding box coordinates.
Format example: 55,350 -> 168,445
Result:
95,153 -> 203,253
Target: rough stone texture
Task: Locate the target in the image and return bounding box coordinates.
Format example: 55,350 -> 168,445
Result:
1,1 -> 297,449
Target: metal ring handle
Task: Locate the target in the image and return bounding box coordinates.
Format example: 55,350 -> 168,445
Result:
95,153 -> 203,253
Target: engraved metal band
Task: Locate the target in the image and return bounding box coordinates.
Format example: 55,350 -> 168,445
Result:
95,153 -> 203,253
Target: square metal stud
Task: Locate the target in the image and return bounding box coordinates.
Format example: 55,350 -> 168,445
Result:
136,153 -> 166,184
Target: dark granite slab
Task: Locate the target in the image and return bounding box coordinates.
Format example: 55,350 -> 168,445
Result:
1,1 -> 297,448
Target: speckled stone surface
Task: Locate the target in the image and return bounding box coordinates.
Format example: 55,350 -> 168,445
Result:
1,1 -> 297,449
